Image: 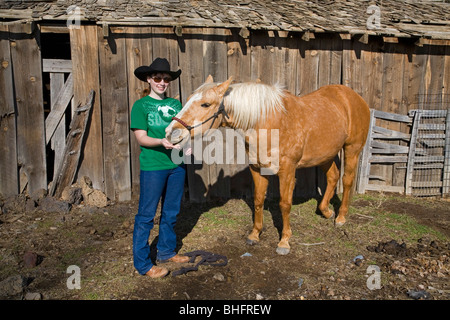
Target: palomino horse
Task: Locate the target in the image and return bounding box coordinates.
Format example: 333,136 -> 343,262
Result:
166,76 -> 370,255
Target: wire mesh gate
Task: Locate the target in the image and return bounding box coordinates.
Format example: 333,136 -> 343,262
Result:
406,108 -> 450,197
357,94 -> 450,197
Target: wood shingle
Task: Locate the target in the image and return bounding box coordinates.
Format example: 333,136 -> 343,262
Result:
1,0 -> 450,39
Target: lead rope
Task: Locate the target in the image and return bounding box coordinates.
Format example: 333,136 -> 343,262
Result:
171,250 -> 228,277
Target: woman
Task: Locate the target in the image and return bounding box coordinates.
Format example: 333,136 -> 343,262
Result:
131,58 -> 190,278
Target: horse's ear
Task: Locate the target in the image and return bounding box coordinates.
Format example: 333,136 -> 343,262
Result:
215,76 -> 233,96
205,75 -> 214,83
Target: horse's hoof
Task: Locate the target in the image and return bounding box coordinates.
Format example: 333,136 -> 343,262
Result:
276,247 -> 290,255
246,239 -> 258,246
326,211 -> 336,220
334,220 -> 346,227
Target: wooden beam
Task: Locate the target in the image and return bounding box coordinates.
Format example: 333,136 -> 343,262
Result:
43,59 -> 72,73
50,90 -> 95,198
70,25 -> 103,191
0,25 -> 19,196
45,73 -> 73,144
98,31 -> 131,201
10,22 -> 47,195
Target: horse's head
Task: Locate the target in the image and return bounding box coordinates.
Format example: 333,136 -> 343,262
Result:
165,75 -> 233,146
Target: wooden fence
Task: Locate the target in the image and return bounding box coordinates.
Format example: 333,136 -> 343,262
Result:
1,23 -> 450,202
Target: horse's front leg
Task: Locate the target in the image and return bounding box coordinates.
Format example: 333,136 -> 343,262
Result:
276,165 -> 296,255
247,166 -> 269,245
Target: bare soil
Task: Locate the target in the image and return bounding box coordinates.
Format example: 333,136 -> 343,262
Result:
0,192 -> 449,301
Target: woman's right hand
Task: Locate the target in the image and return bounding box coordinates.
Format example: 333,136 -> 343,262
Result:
161,138 -> 181,150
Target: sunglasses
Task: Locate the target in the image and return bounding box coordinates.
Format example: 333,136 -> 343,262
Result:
151,76 -> 172,83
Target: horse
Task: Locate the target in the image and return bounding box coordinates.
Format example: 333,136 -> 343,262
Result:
165,76 -> 370,255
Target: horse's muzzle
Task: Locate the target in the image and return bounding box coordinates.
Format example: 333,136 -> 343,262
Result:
166,127 -> 187,145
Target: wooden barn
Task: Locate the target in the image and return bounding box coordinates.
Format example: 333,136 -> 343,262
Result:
1,0 -> 450,203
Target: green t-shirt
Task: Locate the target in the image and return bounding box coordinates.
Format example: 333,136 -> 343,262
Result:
130,95 -> 183,171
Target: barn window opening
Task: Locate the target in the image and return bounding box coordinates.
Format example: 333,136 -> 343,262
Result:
40,31 -> 72,183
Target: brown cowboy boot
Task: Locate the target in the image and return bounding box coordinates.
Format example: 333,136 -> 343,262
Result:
167,254 -> 190,263
145,266 -> 169,278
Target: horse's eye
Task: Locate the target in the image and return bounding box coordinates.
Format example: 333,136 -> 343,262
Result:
201,103 -> 211,108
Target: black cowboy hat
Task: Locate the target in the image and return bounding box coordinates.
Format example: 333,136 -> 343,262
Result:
134,58 -> 182,82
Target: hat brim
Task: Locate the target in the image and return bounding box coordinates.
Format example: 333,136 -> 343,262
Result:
134,66 -> 182,82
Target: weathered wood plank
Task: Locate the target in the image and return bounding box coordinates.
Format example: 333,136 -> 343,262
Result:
227,27 -> 253,199
373,110 -> 412,123
152,26 -> 180,99
49,72 -> 66,178
125,26 -> 152,196
369,155 -> 409,163
203,28 -> 230,199
371,141 -> 409,154
227,27 -> 251,83
356,109 -> 375,194
294,36 -> 319,198
45,73 -> 73,144
178,27 -> 207,202
405,111 -> 422,195
0,25 -> 19,196
364,184 -> 404,193
10,22 -> 47,196
425,44 -> 446,109
43,59 -> 72,73
70,25 -> 104,191
51,90 -> 94,198
99,29 -> 132,201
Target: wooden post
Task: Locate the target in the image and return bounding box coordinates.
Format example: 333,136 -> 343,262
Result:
405,110 -> 422,195
357,109 -> 375,194
0,25 -> 19,196
10,22 -> 47,196
98,28 -> 132,201
70,25 -> 104,191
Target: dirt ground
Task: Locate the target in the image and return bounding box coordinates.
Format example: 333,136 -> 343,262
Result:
0,191 -> 449,301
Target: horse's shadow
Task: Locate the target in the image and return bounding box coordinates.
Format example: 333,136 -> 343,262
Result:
149,162 -> 342,261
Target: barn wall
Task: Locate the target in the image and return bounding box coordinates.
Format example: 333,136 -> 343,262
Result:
1,23 -> 449,202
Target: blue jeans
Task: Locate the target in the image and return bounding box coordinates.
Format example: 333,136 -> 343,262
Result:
133,165 -> 186,275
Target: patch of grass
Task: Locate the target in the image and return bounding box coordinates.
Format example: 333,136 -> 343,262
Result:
201,207 -> 247,229
82,292 -> 100,300
382,211 -> 445,241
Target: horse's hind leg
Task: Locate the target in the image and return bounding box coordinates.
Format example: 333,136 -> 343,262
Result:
318,159 -> 340,220
247,166 -> 269,245
335,145 -> 360,226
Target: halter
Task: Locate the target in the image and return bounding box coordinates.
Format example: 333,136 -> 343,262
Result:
171,102 -> 230,132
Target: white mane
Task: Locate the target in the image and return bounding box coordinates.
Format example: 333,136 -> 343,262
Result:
224,82 -> 286,130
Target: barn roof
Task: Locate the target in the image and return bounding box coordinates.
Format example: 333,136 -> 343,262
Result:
1,0 -> 450,39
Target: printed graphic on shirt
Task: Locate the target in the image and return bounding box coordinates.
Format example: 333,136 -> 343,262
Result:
158,105 -> 177,122
144,102 -> 178,127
